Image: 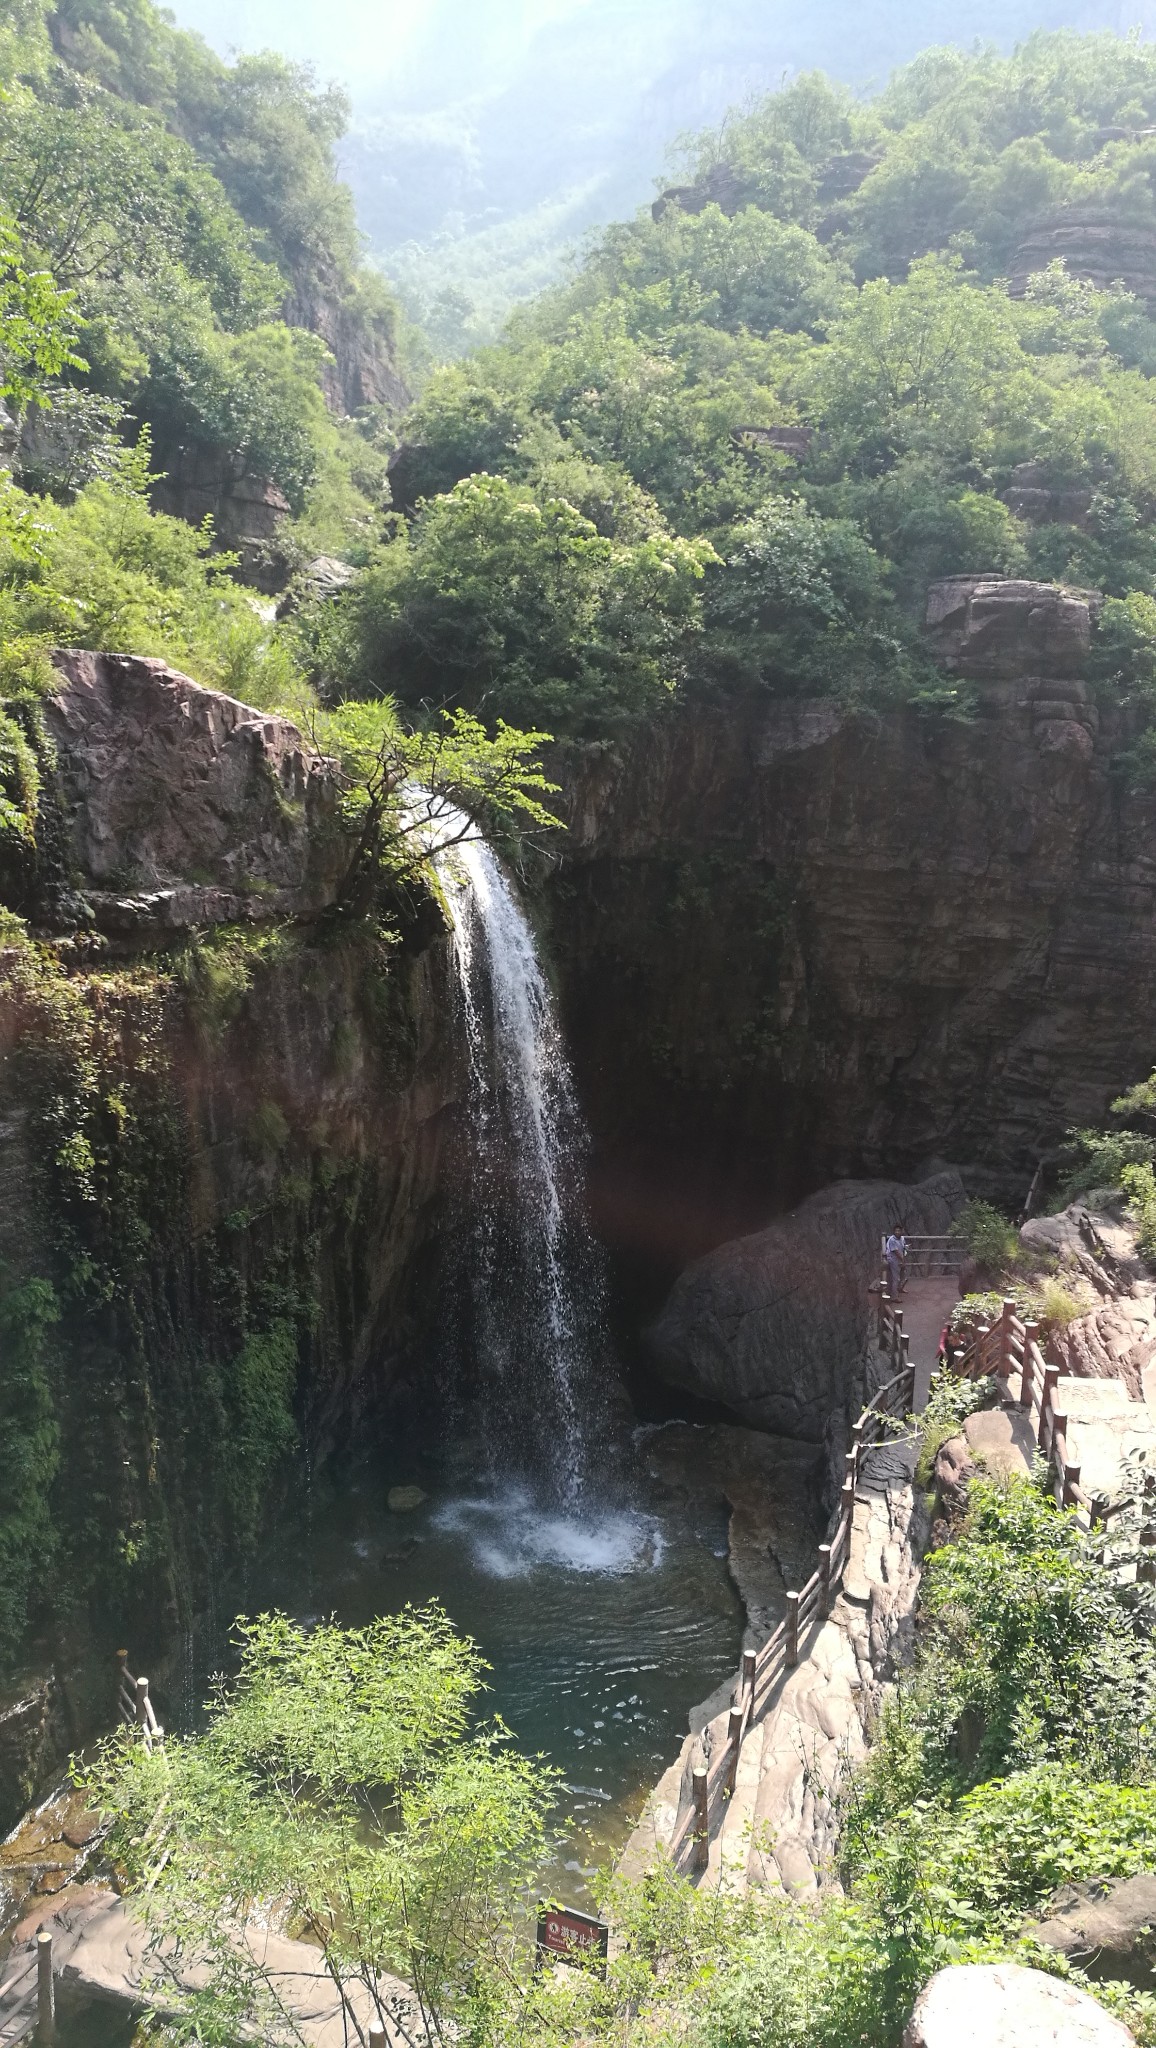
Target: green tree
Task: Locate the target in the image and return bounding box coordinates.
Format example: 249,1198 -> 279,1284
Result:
85,1608 -> 557,2047
0,207 -> 80,408
327,472 -> 713,736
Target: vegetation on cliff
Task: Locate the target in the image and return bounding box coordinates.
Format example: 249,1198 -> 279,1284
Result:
0,0 -> 404,571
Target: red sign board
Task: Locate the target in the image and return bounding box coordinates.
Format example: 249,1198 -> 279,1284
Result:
536,1902 -> 609,1972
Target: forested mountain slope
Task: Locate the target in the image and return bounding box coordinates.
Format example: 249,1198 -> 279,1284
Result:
324,36 -> 1156,770
0,0 -> 405,587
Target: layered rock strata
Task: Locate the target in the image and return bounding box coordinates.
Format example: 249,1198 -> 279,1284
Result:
553,576 -> 1156,1246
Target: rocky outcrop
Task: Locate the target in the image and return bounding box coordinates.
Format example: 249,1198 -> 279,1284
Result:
552,576 -> 1156,1253
1028,1873 -> 1156,1987
1001,461 -> 1093,530
903,1962 -> 1135,2047
1010,210 -> 1156,309
151,445 -> 292,584
924,574 -> 1097,681
38,651 -> 344,934
646,1172 -> 963,1437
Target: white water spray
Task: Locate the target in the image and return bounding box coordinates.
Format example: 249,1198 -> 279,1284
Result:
426,798 -> 606,1506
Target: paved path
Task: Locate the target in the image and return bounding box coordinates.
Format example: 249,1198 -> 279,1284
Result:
894,1274 -> 962,1407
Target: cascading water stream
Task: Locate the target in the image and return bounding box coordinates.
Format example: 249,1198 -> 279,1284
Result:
427,799 -> 607,1508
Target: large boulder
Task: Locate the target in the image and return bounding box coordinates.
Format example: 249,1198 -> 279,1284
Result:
39,650 -> 344,934
646,1171 -> 965,1440
1027,1873 -> 1156,1988
904,1962 -> 1135,2047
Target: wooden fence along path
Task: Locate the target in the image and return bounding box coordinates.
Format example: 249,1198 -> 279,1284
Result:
665,1308 -> 916,1874
947,1298 -> 1102,1528
115,1650 -> 163,1753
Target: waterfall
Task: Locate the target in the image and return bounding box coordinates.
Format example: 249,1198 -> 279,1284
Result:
428,801 -> 607,1508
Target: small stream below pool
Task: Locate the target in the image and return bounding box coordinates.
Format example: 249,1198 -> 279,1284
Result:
229,1437 -> 744,1879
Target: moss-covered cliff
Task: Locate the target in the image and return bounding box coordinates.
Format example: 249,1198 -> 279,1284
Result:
0,654 -> 461,1810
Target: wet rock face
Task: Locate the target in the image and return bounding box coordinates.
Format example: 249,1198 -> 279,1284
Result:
552,576 -> 1156,1231
646,1172 -> 964,1439
39,651 -> 344,934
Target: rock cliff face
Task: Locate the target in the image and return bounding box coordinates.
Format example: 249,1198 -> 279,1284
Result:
551,577 -> 1156,1270
1010,210 -> 1156,308
0,654 -> 461,1762
40,651 -> 343,931
647,1172 -> 963,1439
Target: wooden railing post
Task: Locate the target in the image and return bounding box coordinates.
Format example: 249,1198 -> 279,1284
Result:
785,1590 -> 800,1668
115,1648 -> 128,1717
369,2021 -> 387,2046
818,1541 -> 833,1616
725,1699 -> 743,1794
37,1927 -> 54,2044
692,1765 -> 709,1870
742,1648 -> 756,1695
1062,1459 -> 1082,1508
1020,1324 -> 1040,1408
1039,1366 -> 1059,1450
135,1675 -> 150,1729
999,1299 -> 1016,1378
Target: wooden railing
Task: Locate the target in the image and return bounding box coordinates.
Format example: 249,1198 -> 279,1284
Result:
666,1328 -> 915,1874
879,1232 -> 969,1281
946,1298 -> 1102,1528
115,1649 -> 164,1754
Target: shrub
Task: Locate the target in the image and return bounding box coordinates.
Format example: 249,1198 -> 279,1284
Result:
950,1199 -> 1021,1276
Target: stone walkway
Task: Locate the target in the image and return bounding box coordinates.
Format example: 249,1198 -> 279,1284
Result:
0,1888 -> 418,2046
624,1277 -> 953,1896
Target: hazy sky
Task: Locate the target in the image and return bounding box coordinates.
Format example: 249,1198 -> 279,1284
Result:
167,0 -> 1156,317
165,0 -> 596,96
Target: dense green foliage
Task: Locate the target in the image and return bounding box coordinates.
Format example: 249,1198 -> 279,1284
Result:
0,0 -> 402,545
87,1609 -> 556,2047
291,34 -> 1156,743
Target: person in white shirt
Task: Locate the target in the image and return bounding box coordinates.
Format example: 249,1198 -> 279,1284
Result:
884,1229 -> 908,1297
